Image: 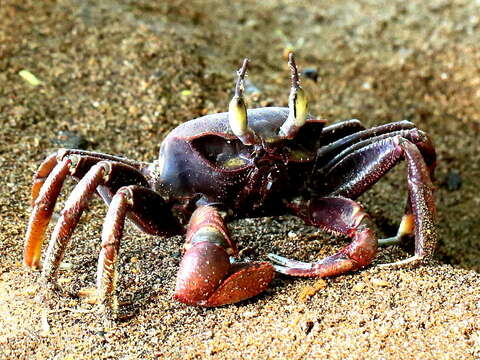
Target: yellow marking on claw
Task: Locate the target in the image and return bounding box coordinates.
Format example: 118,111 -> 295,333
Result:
202,225 -> 222,235
263,137 -> 280,143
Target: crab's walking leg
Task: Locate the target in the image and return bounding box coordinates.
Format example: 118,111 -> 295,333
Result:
174,206 -> 275,307
269,197 -> 377,277
96,188 -> 129,316
315,121 -> 417,172
28,160 -> 146,279
25,151 -> 149,270
324,136 -> 436,266
31,152 -> 59,204
24,157 -> 73,268
96,185 -> 181,318
40,161 -> 113,282
30,149 -> 146,205
269,135 -> 435,277
315,125 -> 435,249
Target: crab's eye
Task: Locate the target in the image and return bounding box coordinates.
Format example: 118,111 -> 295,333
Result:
190,135 -> 250,169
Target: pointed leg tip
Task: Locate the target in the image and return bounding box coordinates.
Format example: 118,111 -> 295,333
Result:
267,253 -> 283,263
273,264 -> 292,275
23,255 -> 41,270
267,253 -> 312,269
378,255 -> 425,269
25,262 -> 41,271
267,253 -> 292,265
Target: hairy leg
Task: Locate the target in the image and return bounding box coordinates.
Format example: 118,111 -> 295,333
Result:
30,149 -> 146,204
25,151 -> 150,270
96,185 -> 182,319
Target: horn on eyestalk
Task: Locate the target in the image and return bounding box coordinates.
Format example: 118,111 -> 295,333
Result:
279,53 -> 308,139
228,58 -> 256,145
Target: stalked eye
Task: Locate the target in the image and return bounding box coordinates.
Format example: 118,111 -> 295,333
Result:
279,53 -> 309,139
190,135 -> 251,170
228,58 -> 257,145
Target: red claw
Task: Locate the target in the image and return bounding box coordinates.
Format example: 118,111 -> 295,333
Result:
173,206 -> 275,307
204,261 -> 274,307
174,242 -> 231,306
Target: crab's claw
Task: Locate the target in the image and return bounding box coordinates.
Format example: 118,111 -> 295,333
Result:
268,197 -> 377,278
173,206 -> 274,307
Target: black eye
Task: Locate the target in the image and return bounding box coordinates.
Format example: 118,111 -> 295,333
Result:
190,134 -> 251,169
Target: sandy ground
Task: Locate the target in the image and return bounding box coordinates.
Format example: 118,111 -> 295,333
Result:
1,0 -> 479,359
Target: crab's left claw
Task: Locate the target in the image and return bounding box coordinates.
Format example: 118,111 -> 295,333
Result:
173,206 -> 275,307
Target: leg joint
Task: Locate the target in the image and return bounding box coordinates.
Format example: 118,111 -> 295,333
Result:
97,161 -> 112,181
115,185 -> 135,205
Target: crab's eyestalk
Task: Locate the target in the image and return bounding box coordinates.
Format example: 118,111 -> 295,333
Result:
279,53 -> 309,139
228,58 -> 256,145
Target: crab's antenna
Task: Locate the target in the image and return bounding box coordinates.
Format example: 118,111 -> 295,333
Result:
228,58 -> 256,145
279,53 -> 308,138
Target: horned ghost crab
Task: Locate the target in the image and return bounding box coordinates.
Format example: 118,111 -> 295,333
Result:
24,54 -> 436,318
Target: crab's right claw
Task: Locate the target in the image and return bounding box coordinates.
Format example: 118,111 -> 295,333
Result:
268,197 -> 377,278
173,206 -> 275,307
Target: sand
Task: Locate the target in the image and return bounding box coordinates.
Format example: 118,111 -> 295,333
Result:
1,0 -> 479,359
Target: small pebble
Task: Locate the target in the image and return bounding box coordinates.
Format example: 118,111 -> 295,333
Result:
19,69 -> 42,86
370,278 -> 391,287
444,170 -> 462,191
298,279 -> 327,302
244,79 -> 261,95
51,131 -> 87,149
353,282 -> 366,292
302,68 -> 318,82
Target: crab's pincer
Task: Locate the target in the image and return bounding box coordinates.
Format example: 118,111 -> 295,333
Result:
174,206 -> 274,306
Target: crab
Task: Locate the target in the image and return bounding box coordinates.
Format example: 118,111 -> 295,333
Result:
24,54 -> 436,318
